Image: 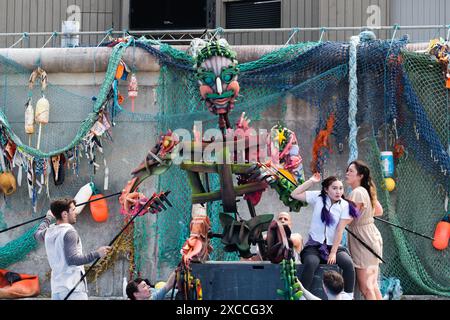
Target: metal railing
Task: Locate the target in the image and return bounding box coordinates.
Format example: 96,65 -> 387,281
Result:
0,25 -> 448,48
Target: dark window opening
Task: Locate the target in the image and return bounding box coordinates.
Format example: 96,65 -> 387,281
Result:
130,0 -> 212,30
226,0 -> 281,29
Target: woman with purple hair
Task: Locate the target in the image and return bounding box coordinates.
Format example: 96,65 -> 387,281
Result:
291,173 -> 359,297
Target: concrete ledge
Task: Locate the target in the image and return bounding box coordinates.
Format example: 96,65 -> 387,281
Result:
0,43 -> 425,74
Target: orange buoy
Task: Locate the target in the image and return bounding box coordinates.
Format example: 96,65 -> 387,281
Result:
89,194 -> 109,223
115,62 -> 125,80
0,269 -> 40,299
432,220 -> 450,250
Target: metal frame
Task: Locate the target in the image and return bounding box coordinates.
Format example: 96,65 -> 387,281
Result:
0,25 -> 448,46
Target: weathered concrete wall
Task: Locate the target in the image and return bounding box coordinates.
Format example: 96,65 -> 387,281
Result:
0,45 -> 370,297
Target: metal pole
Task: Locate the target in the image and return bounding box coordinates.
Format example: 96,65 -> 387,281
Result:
374,217 -> 434,241
346,227 -> 385,263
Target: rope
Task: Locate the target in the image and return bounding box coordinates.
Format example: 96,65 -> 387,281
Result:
319,27 -> 327,42
285,28 -> 300,46
97,28 -> 113,48
9,32 -> 28,48
347,35 -> 360,164
41,32 -> 58,48
211,27 -> 224,40
384,24 -> 399,150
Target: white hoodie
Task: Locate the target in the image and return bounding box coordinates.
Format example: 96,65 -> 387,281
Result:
44,223 -> 87,294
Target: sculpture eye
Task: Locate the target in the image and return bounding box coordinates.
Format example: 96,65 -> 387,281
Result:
220,66 -> 238,84
204,76 -> 215,86
222,73 -> 232,83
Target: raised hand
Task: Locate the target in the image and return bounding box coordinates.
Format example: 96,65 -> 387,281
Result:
309,172 -> 321,183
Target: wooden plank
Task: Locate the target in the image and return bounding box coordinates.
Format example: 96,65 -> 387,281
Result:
14,0 -> 22,46
5,0 -> 14,47
378,0 -> 387,39
336,0 -> 346,41
106,0 -> 113,12
81,0 -> 90,44
98,0 -> 106,14
104,0 -> 113,30
90,0 -> 98,44
28,0 -> 38,47
276,30 -> 283,45
0,0 -> 7,47
360,0 -> 370,36
255,29 -> 262,45
81,12 -> 90,45
442,0 -> 448,39
79,0 -> 89,45
225,33 -> 233,46
45,0 -> 53,35
52,0 -> 60,37
97,0 -> 110,40
73,0 -> 83,44
235,33 -> 242,46
21,0 -> 31,47
298,0 -> 305,42
37,0 -> 46,47
112,0 -> 121,30
281,0 -> 290,27
215,0 -> 222,27
328,0 -> 337,41
304,0 -> 312,41
311,0 -> 320,41
353,0 -> 361,30
59,0 -> 69,48
424,0 -> 431,41
262,31 -> 269,45
290,0 -> 298,28
247,32 -> 254,45
98,12 -> 107,39
343,0 -> 352,41
319,0 -> 328,41
241,32 -> 247,46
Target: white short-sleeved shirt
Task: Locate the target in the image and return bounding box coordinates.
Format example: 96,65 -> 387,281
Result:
305,191 -> 352,245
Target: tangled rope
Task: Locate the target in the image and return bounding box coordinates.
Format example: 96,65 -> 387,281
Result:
347,35 -> 360,164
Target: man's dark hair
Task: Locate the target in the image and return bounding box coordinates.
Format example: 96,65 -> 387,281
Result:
322,271 -> 344,295
50,198 -> 75,220
126,278 -> 152,300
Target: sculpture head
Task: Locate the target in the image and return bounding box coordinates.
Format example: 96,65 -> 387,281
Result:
193,39 -> 240,116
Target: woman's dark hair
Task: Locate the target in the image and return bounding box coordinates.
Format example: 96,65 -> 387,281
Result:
347,160 -> 378,208
50,198 -> 75,220
319,176 -> 360,226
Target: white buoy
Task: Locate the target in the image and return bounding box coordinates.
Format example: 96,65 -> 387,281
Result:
35,95 -> 49,150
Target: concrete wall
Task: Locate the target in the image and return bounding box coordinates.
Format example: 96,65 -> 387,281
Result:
0,45 -> 370,297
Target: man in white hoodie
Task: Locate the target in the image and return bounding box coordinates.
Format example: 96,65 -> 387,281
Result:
34,198 -> 111,300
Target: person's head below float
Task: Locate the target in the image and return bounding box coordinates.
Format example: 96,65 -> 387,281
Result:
126,271 -> 177,300
50,198 -> 77,224
126,278 -> 152,300
322,270 -> 348,299
298,270 -> 353,300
